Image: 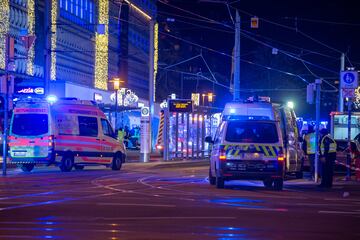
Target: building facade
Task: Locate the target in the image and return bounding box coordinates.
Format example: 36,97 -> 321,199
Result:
0,0 -> 157,106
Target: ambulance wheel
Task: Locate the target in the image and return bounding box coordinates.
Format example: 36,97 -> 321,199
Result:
216,176 -> 225,189
209,168 -> 216,185
273,178 -> 284,191
20,164 -> 35,172
111,153 -> 122,171
74,165 -> 84,170
263,178 -> 273,188
60,155 -> 74,172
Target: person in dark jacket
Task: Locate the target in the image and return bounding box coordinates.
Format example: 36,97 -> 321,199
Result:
319,128 -> 337,188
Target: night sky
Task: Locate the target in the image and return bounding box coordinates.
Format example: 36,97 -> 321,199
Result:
157,0 -> 360,120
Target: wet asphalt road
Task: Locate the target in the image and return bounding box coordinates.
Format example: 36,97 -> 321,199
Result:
0,162 -> 359,240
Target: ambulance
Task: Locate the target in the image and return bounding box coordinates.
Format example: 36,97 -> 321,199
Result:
8,98 -> 126,172
206,97 -> 303,190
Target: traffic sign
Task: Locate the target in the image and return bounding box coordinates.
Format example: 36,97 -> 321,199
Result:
141,107 -> 150,117
342,88 -> 355,98
341,71 -> 358,89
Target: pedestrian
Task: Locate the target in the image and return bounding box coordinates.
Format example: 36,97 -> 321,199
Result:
302,125 -> 316,180
117,127 -> 125,142
349,142 -> 360,181
319,128 -> 337,188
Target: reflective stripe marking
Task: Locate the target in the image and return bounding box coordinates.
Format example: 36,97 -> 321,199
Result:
224,145 -> 230,151
262,146 -> 269,156
255,145 -> 260,151
234,150 -> 240,156
269,146 -> 276,157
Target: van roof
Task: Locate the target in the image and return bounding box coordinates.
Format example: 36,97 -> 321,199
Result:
223,102 -> 275,121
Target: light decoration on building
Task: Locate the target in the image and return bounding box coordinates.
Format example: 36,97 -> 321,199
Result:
124,0 -> 151,20
110,88 -> 139,107
191,93 -> 200,106
153,22 -> 158,102
94,0 -> 109,90
50,0 -> 58,80
27,0 -> 35,76
355,86 -> 360,109
0,1 -> 10,70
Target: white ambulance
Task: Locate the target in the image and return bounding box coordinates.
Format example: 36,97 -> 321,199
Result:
8,98 -> 126,172
206,97 -> 303,190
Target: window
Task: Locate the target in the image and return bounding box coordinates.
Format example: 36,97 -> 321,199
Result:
12,114 -> 49,136
78,116 -> 98,137
89,1 -> 93,23
80,0 -> 84,18
101,119 -> 115,138
225,121 -> 279,143
70,0 -> 74,13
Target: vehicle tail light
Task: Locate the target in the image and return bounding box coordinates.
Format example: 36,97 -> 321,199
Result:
277,154 -> 285,161
156,145 -> 164,150
48,135 -> 54,147
219,148 -> 227,161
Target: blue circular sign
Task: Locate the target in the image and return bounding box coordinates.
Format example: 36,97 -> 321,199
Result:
343,72 -> 355,84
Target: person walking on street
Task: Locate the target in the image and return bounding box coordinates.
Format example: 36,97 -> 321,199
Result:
302,125 -> 316,180
319,128 -> 337,188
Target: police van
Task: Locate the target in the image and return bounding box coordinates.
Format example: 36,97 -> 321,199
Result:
8,98 -> 126,172
206,97 -> 303,190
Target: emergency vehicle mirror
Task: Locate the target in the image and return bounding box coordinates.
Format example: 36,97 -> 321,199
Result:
205,136 -> 213,144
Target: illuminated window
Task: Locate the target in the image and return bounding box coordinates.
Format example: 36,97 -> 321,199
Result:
80,0 -> 83,18
70,0 -> 74,13
75,0 -> 79,16
89,1 -> 93,23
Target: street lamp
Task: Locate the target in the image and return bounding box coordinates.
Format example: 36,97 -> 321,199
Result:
287,101 -> 295,109
113,78 -> 121,130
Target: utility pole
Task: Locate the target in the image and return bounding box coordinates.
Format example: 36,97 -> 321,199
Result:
314,79 -> 322,183
2,36 -> 11,176
346,97 -> 352,180
233,11 -> 241,101
339,53 -> 345,112
147,20 -> 155,160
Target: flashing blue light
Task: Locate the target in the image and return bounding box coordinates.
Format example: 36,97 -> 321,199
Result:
46,95 -> 58,104
229,108 -> 236,114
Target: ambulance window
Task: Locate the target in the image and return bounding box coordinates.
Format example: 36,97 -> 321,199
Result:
12,114 -> 48,136
78,116 -> 98,137
101,119 -> 114,137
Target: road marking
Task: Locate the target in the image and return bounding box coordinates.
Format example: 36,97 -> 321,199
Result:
295,203 -> 355,207
95,216 -> 237,221
318,210 -> 360,215
96,203 -> 176,208
237,207 -> 288,212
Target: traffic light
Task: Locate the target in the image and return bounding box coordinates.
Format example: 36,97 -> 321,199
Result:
251,16 -> 259,29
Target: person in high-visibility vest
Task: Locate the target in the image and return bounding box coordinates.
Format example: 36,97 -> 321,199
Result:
319,128 -> 337,188
117,127 -> 125,143
302,125 -> 316,179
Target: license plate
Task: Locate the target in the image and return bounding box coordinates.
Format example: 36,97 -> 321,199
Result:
13,151 -> 26,156
243,153 -> 262,160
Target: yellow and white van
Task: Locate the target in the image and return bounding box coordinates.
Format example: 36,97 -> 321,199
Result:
206,97 -> 303,190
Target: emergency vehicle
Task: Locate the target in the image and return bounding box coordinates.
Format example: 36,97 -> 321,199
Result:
206,97 -> 304,190
8,98 -> 126,172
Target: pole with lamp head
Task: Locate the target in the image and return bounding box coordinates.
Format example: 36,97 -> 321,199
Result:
113,78 -> 121,130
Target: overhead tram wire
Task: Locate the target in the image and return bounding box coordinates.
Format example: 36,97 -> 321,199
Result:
159,67 -> 305,92
157,1 -> 343,78
159,30 -> 309,83
228,4 -> 349,57
283,17 -> 360,27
